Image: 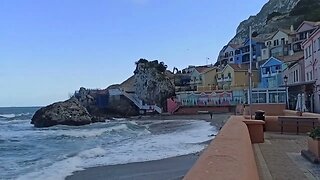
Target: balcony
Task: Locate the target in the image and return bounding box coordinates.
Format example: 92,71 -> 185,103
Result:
224,76 -> 232,82
190,79 -> 202,84
217,77 -> 232,83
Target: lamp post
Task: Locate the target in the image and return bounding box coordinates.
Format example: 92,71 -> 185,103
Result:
284,75 -> 289,109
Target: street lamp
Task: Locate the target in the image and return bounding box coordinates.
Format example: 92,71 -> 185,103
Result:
284,75 -> 289,109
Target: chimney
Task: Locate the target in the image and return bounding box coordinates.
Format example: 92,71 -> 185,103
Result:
290,25 -> 294,33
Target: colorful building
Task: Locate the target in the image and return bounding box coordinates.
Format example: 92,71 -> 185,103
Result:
293,21 -> 320,52
189,66 -> 218,91
302,27 -> 320,113
263,28 -> 295,58
259,57 -> 283,88
234,38 -> 265,64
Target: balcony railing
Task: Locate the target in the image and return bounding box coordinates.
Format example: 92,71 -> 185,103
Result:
217,77 -> 232,82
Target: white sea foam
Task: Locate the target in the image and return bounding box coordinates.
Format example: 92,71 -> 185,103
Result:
14,120 -> 217,180
0,114 -> 16,118
17,147 -> 107,180
54,124 -> 129,138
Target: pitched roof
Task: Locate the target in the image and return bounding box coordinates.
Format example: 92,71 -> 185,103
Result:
296,21 -> 320,32
228,64 -> 258,71
261,57 -> 283,67
195,67 -> 209,73
279,28 -> 295,35
277,51 -> 304,63
304,21 -> 320,27
194,66 -> 217,74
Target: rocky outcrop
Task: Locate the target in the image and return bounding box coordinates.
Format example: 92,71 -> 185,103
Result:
230,0 -> 320,44
134,59 -> 175,108
31,98 -> 92,128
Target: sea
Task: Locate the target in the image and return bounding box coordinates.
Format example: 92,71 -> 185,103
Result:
0,107 -> 217,180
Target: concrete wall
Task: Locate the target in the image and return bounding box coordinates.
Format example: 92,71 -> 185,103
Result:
184,116 -> 259,180
174,106 -> 233,115
264,112 -> 320,133
244,104 -> 286,116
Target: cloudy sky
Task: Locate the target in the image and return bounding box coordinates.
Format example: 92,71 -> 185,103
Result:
0,0 -> 268,106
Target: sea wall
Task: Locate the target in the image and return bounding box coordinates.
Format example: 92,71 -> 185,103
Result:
244,104 -> 286,116
174,106 -> 234,115
184,116 -> 259,180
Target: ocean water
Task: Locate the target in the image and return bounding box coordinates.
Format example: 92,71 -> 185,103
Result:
0,107 -> 217,180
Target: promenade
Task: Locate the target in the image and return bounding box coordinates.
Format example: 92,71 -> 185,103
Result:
254,132 -> 320,180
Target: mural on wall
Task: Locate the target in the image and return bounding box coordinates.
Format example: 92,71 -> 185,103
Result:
176,91 -> 233,106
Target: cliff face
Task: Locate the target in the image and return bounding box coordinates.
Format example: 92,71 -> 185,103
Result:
230,0 -> 320,44
134,59 -> 175,108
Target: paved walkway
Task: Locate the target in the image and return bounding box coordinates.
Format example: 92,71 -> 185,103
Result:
254,132 -> 320,180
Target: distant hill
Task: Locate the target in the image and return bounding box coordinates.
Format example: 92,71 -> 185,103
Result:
230,0 -> 320,44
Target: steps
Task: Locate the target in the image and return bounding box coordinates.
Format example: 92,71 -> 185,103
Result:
120,89 -> 162,114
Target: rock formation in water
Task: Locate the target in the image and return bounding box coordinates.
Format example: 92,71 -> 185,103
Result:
31,97 -> 92,128
31,59 -> 175,127
133,59 -> 175,108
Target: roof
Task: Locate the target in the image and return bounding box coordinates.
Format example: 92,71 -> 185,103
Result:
279,28 -> 295,35
266,29 -> 295,40
302,27 -> 320,46
227,64 -> 258,71
261,57 -> 282,67
229,44 -> 242,49
195,67 -> 209,73
277,51 -> 304,63
296,21 -> 320,32
194,66 -> 217,74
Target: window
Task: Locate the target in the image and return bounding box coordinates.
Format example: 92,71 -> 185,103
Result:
263,49 -> 266,55
318,37 -> 320,51
307,72 -> 309,81
294,70 -> 299,82
308,46 -> 311,57
281,38 -> 285,45
262,68 -> 267,74
267,41 -> 271,47
305,49 -> 308,58
310,71 -> 313,80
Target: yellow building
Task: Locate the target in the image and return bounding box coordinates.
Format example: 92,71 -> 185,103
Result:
189,66 -> 219,92
217,64 -> 259,90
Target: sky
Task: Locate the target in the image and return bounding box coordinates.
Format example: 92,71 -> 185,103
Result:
0,0 -> 268,107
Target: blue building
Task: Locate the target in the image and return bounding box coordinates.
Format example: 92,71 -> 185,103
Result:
234,37 -> 265,64
259,57 -> 283,88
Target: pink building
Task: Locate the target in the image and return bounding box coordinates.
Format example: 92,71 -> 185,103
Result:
302,27 -> 320,113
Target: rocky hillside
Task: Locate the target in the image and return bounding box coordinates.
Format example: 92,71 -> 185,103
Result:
231,0 -> 320,44
134,59 -> 175,108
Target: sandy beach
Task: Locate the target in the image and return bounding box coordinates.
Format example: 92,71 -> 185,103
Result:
66,113 -> 231,180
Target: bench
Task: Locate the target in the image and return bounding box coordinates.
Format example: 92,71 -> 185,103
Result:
278,116 -> 319,134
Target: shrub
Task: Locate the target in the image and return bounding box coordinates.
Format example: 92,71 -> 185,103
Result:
309,127 -> 320,139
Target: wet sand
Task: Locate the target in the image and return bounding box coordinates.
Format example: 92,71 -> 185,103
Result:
66,154 -> 199,180
66,113 -> 231,180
